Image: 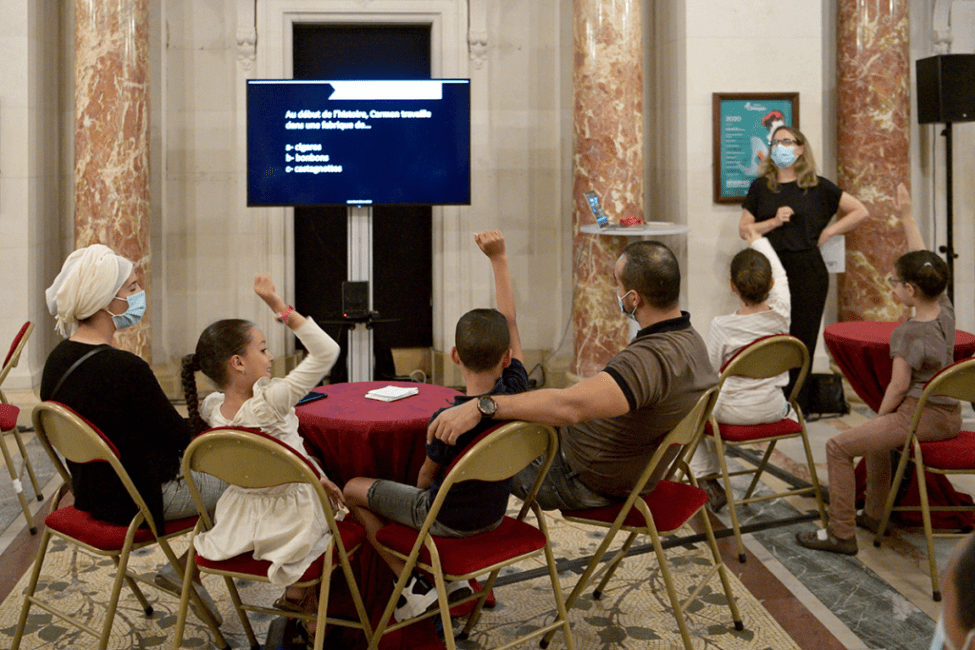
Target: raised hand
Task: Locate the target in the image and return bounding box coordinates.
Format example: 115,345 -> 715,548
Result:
475,230 -> 506,259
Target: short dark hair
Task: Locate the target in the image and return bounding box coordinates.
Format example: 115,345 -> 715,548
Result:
895,250 -> 949,299
730,248 -> 773,305
620,241 -> 680,309
953,533 -> 975,633
455,308 -> 510,373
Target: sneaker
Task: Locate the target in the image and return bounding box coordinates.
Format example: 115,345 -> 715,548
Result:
700,478 -> 728,513
154,563 -> 224,626
394,573 -> 439,621
795,528 -> 858,555
856,510 -> 882,535
445,579 -> 473,603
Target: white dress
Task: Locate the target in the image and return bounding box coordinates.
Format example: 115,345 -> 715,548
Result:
192,318 -> 341,586
691,237 -> 793,478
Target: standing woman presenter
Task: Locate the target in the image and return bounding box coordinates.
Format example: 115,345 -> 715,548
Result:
739,125 -> 869,410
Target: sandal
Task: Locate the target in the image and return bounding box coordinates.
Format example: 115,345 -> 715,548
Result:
274,587 -> 319,643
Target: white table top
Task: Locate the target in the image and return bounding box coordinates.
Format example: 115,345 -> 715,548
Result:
580,223 -> 691,237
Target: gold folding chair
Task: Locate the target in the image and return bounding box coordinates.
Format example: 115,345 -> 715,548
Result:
173,427 -> 372,650
695,334 -> 828,562
540,385 -> 743,650
0,322 -> 44,534
12,402 -> 227,650
873,357 -> 975,601
368,420 -> 574,650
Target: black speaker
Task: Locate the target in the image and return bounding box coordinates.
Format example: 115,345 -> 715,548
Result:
916,54 -> 975,124
342,281 -> 369,319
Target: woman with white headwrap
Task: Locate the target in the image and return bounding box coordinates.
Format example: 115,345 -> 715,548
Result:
40,244 -> 225,624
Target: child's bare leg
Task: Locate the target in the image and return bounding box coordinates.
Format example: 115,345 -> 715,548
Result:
344,477 -> 408,576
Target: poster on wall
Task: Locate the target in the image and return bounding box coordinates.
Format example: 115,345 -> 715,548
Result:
712,92 -> 799,203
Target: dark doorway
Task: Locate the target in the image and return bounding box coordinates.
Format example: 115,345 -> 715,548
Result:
292,25 -> 433,381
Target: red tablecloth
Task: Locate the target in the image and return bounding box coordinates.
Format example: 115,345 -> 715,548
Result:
823,321 -> 975,412
297,381 -> 461,649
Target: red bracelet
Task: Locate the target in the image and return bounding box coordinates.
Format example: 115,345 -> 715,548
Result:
276,305 -> 294,323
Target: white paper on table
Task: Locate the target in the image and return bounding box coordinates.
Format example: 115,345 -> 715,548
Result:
820,235 -> 845,273
364,385 -> 419,402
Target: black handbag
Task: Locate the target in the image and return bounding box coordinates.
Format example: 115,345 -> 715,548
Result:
805,373 -> 849,420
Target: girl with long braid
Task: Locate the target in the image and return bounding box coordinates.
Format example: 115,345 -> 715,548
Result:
182,274 -> 343,638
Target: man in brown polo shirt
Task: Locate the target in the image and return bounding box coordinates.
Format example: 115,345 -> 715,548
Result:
427,240 -> 717,510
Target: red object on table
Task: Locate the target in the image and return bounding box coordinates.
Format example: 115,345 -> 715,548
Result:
824,321 -> 975,530
297,382 -> 462,649
823,321 -> 975,412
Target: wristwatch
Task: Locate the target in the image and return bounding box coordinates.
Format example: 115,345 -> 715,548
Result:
477,396 -> 498,418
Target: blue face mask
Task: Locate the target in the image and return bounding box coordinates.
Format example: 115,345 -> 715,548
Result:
770,144 -> 798,169
106,290 -> 146,330
617,289 -> 637,321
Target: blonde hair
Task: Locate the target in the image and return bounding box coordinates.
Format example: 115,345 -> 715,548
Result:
759,126 -> 819,192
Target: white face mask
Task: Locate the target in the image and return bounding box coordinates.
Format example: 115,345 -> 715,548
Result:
931,614 -> 975,650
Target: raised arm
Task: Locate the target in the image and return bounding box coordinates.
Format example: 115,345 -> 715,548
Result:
818,191 -> 869,246
739,207 -> 792,240
894,182 -> 926,252
253,274 -> 340,406
254,274 -> 307,332
475,230 -> 523,362
749,234 -> 790,323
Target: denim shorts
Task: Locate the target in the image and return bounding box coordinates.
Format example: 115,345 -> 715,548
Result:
366,479 -> 500,539
161,470 -> 228,521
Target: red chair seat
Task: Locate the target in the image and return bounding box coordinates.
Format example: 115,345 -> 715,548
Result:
375,516 -> 546,576
0,404 -> 18,432
45,507 -> 197,552
918,431 -> 975,470
706,417 -> 802,442
561,480 -> 708,532
196,519 -> 365,577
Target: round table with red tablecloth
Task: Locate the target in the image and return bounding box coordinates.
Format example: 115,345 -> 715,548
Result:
296,382 -> 461,649
823,321 -> 975,413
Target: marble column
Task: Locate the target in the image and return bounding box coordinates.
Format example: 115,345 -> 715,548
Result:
571,0 -> 644,378
74,0 -> 152,359
836,0 -> 911,322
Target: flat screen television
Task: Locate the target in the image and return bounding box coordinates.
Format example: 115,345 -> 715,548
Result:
247,79 -> 470,206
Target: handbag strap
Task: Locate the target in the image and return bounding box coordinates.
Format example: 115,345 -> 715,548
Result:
50,346 -> 110,400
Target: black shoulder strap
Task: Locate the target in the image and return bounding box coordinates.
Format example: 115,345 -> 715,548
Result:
50,346 -> 110,400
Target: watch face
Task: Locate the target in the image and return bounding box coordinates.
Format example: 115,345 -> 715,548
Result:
478,396 -> 496,416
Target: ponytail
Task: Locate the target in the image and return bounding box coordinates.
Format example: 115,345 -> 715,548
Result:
181,353 -> 208,436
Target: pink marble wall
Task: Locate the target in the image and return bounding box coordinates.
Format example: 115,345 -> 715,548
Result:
836,0 -> 911,322
74,0 -> 151,359
571,0 -> 644,377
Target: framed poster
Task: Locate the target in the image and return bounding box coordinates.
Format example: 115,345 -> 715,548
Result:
713,93 -> 799,203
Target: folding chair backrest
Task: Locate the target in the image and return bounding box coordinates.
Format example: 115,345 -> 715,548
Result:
442,421 -> 557,487
719,335 -> 808,402
185,427 -> 322,489
919,357 -> 975,405
182,427 -> 338,531
0,322 -> 33,401
641,385 -> 720,487
32,401 -> 161,533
